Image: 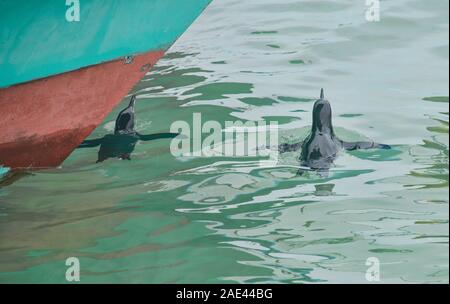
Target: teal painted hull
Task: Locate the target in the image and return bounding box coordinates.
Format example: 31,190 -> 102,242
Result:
0,0 -> 211,88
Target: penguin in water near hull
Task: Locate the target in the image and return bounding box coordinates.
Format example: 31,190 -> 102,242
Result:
115,95 -> 137,136
279,89 -> 391,172
79,94 -> 178,162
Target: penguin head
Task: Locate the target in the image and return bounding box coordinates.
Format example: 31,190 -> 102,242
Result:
311,88 -> 334,135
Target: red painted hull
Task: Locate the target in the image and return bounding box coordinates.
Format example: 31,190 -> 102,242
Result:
0,50 -> 164,169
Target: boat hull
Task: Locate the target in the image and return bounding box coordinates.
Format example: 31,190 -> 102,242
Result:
0,0 -> 211,88
0,0 -> 212,169
0,50 -> 164,169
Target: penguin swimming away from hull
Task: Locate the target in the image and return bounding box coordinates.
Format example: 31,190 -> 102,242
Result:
79,94 -> 178,162
279,89 -> 391,172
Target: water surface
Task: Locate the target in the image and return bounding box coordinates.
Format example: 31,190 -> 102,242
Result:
0,0 -> 448,283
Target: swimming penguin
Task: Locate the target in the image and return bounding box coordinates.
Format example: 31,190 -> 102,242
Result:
279,89 -> 391,171
115,94 -> 137,135
79,94 -> 178,162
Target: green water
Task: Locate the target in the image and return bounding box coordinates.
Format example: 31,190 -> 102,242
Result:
0,0 -> 448,283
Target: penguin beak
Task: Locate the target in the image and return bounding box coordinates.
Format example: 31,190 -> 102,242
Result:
320,88 -> 324,100
129,95 -> 136,108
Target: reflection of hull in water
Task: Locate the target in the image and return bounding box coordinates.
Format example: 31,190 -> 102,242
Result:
0,50 -> 163,169
0,0 -> 211,169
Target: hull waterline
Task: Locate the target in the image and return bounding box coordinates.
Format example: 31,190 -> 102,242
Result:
0,0 -> 212,170
0,50 -> 164,169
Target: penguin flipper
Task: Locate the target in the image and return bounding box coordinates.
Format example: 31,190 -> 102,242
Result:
137,132 -> 179,141
342,141 -> 391,151
79,137 -> 104,148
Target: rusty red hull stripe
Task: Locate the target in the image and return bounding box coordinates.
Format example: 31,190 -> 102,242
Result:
0,50 -> 165,169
